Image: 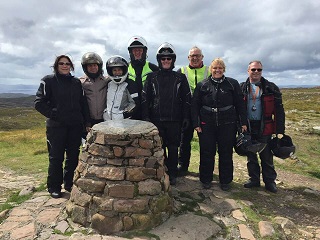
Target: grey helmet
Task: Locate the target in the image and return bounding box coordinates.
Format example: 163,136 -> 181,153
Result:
127,36 -> 148,62
156,42 -> 176,70
81,52 -> 103,79
106,56 -> 128,84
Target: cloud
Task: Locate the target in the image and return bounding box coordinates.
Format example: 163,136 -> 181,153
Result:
0,0 -> 319,88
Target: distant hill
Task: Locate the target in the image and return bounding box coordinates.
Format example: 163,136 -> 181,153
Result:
0,93 -> 32,98
0,95 -> 35,108
0,84 -> 38,95
0,86 -> 318,109
279,85 -> 320,89
0,83 -> 319,96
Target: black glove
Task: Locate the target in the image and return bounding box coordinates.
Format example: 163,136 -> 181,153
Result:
123,111 -> 132,119
182,118 -> 190,131
50,108 -> 58,120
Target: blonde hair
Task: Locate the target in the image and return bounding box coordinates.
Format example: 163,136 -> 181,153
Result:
209,58 -> 226,72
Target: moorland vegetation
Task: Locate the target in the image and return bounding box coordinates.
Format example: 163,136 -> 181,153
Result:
0,87 -> 319,239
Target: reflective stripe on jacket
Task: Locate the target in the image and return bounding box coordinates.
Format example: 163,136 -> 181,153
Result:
181,65 -> 210,93
35,74 -> 90,127
128,61 -> 153,86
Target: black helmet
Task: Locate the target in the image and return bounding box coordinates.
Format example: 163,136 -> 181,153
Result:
270,134 -> 296,159
106,55 -> 128,84
234,132 -> 267,156
81,52 -> 103,79
156,42 -> 176,70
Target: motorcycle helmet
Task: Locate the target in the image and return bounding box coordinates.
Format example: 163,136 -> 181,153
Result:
81,52 -> 103,79
106,55 -> 128,84
270,134 -> 296,159
127,36 -> 148,62
156,42 -> 176,70
234,132 -> 267,156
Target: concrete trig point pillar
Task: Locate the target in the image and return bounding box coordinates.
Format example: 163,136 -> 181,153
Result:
66,119 -> 173,235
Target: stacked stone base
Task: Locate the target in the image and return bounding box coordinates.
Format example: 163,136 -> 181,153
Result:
66,120 -> 173,235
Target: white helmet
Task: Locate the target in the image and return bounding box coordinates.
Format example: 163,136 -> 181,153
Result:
127,36 -> 148,50
106,56 -> 128,84
127,36 -> 148,62
156,42 -> 176,70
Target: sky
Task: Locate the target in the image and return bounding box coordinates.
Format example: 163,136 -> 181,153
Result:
0,0 -> 319,91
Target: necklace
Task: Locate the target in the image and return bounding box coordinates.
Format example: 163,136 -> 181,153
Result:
250,84 -> 260,111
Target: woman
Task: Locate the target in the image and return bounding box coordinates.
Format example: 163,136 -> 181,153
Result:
35,55 -> 90,198
191,58 -> 247,190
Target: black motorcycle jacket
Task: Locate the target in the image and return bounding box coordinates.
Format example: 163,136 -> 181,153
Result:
191,76 -> 247,128
141,70 -> 191,122
35,73 -> 90,127
240,77 -> 285,135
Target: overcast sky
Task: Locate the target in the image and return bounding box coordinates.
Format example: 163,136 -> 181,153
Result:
0,0 -> 319,89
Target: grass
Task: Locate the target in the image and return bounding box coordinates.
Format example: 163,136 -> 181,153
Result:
0,88 -> 319,179
187,88 -> 320,180
0,107 -> 48,213
274,88 -> 320,178
0,183 -> 46,213
0,87 -> 319,219
0,108 -> 48,176
282,88 -> 320,112
0,127 -> 48,176
0,192 -> 33,211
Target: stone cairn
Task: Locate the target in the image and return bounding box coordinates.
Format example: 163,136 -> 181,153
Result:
66,119 -> 173,235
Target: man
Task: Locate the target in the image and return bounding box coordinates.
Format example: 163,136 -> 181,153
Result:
127,36 -> 158,119
80,52 -> 108,128
177,46 -> 210,174
240,60 -> 285,193
141,42 -> 191,185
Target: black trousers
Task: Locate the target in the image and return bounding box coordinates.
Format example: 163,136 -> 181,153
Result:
198,122 -> 236,184
247,121 -> 277,184
153,121 -> 181,178
46,125 -> 82,192
178,123 -> 194,170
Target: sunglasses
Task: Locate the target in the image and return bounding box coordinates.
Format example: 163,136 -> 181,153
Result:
161,57 -> 172,61
58,62 -> 71,66
250,68 -> 262,72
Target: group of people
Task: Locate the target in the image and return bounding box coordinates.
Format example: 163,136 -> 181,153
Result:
34,35 -> 285,198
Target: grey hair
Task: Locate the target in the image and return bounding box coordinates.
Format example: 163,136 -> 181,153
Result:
248,60 -> 263,69
189,46 -> 203,56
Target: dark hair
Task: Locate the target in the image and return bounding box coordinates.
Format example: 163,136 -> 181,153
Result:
52,55 -> 74,73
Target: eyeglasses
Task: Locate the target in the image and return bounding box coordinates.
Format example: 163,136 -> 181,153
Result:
250,68 -> 262,72
189,54 -> 202,58
161,57 -> 172,61
58,62 -> 71,66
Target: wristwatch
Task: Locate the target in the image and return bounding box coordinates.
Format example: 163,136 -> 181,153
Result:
277,134 -> 284,139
